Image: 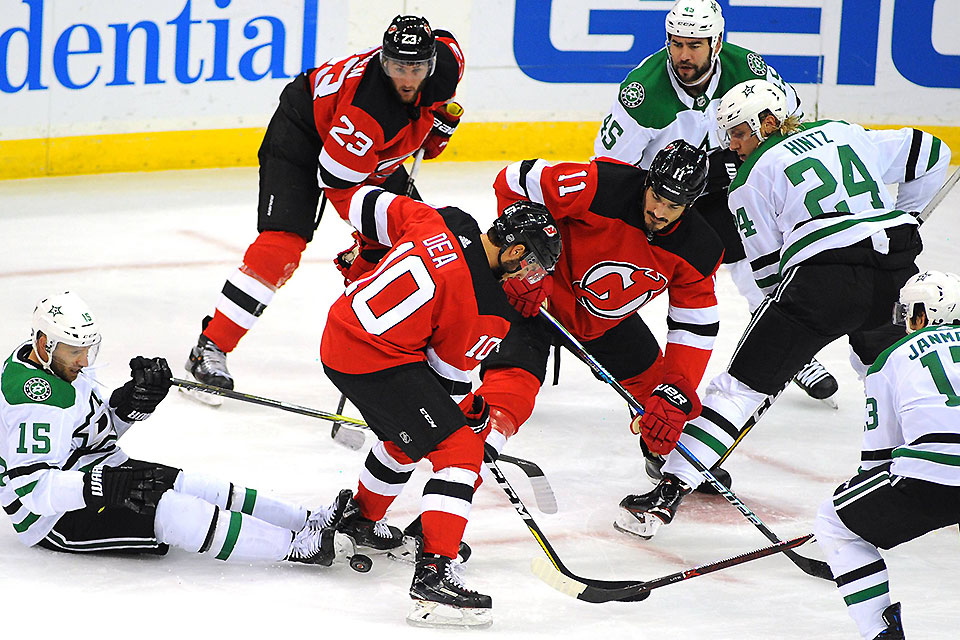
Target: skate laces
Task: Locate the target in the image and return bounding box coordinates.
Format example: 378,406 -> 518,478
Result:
372,519 -> 395,540
290,526 -> 323,559
795,359 -> 830,386
444,558 -> 470,591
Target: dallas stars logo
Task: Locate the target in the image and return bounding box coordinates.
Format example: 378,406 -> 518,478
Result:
741,84 -> 756,97
48,305 -> 63,317
619,82 -> 644,108
24,377 -> 52,402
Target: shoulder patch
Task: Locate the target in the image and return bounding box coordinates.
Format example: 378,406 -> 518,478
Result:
23,377 -> 52,402
2,356 -> 76,409
746,52 -> 767,76
619,82 -> 645,109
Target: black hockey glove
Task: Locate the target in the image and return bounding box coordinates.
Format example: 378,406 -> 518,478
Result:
461,393 -> 491,435
110,356 -> 172,422
82,464 -> 173,514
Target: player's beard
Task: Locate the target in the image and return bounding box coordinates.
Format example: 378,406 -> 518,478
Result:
671,57 -> 712,86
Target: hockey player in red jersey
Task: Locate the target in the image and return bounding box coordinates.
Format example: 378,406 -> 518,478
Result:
476,140 -> 726,486
184,15 -> 466,400
319,186 -> 561,627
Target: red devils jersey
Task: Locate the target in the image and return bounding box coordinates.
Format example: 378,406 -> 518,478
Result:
493,157 -> 723,387
321,186 -> 515,397
305,32 -> 464,209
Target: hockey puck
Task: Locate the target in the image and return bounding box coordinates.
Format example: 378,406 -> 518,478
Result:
350,554 -> 373,573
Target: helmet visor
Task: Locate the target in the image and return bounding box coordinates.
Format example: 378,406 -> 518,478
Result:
515,251 -> 550,285
50,340 -> 100,380
892,301 -> 913,327
381,53 -> 435,81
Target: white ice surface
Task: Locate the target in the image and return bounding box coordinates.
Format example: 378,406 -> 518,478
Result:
1,163 -> 958,639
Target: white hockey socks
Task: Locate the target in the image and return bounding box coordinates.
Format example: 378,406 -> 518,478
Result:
814,500 -> 892,640
175,471 -> 308,531
155,491 -> 293,563
661,372 -> 770,488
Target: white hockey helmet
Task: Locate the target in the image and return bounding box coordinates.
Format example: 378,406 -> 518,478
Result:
666,0 -> 724,41
31,291 -> 102,370
716,79 -> 787,146
894,270 -> 960,330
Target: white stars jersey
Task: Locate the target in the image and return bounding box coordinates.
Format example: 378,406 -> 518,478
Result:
595,43 -> 801,168
0,344 -> 130,545
728,120 -> 951,296
861,324 -> 960,486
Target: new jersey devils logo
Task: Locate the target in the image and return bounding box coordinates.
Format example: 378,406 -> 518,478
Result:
573,262 -> 668,319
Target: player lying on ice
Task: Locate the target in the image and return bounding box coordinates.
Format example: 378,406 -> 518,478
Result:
0,292 -> 346,566
318,184 -> 561,628
814,270 -> 960,640
616,79 -> 951,540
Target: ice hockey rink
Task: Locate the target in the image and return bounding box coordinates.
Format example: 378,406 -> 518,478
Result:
1,162 -> 958,639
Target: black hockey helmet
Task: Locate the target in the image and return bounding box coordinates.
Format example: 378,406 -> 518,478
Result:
645,139 -> 709,205
382,15 -> 437,76
490,201 -> 562,280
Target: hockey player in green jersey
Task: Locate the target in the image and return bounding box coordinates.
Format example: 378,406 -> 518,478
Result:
1,291 -> 345,566
596,0 -> 839,471
814,270 -> 960,639
616,78 -> 951,540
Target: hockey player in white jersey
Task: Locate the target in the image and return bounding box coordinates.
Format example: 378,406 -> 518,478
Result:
595,0 -> 838,472
814,270 -> 960,639
1,292 -> 344,566
616,79 -> 951,540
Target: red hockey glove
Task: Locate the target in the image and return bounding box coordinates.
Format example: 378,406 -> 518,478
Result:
630,375 -> 702,456
333,232 -> 378,286
503,274 -> 553,317
459,393 -> 491,436
422,103 -> 462,160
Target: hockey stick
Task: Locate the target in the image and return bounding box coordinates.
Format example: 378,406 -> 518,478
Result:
917,164 -> 960,224
538,309 -> 833,581
171,377 -> 557,510
531,534 -> 813,603
498,454 -> 557,514
172,377 -> 367,449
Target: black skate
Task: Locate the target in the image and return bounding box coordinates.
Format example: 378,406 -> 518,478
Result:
793,357 -> 839,408
334,492 -> 404,553
408,553 -> 492,628
389,515 -> 473,565
287,525 -> 337,566
614,474 -> 692,539
182,318 -> 233,406
641,435 -> 731,494
873,602 -> 905,639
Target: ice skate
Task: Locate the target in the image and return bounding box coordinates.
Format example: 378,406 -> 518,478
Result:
614,474 -> 692,539
389,515 -> 472,565
286,523 -> 337,566
407,553 -> 492,629
181,322 -> 234,406
793,357 -> 839,409
641,438 -> 731,495
873,602 -> 905,639
334,491 -> 404,553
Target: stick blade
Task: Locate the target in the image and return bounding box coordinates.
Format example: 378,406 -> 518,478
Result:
529,477 -> 558,514
531,557 -> 587,598
332,425 -> 366,451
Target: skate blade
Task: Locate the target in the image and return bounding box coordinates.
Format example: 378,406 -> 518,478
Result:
387,536 -> 418,565
819,395 -> 839,410
613,508 -> 660,540
178,384 -> 223,407
406,601 -> 492,629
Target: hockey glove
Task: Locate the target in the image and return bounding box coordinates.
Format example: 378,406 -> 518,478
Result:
333,232 -> 382,286
421,103 -> 462,160
503,274 -> 553,317
110,356 -> 172,422
631,375 -> 702,456
83,464 -> 173,514
460,393 -> 491,436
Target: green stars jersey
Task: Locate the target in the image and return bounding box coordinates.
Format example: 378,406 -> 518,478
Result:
728,120 -> 951,296
1,343 -> 130,545
861,324 -> 960,486
595,43 -> 801,168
